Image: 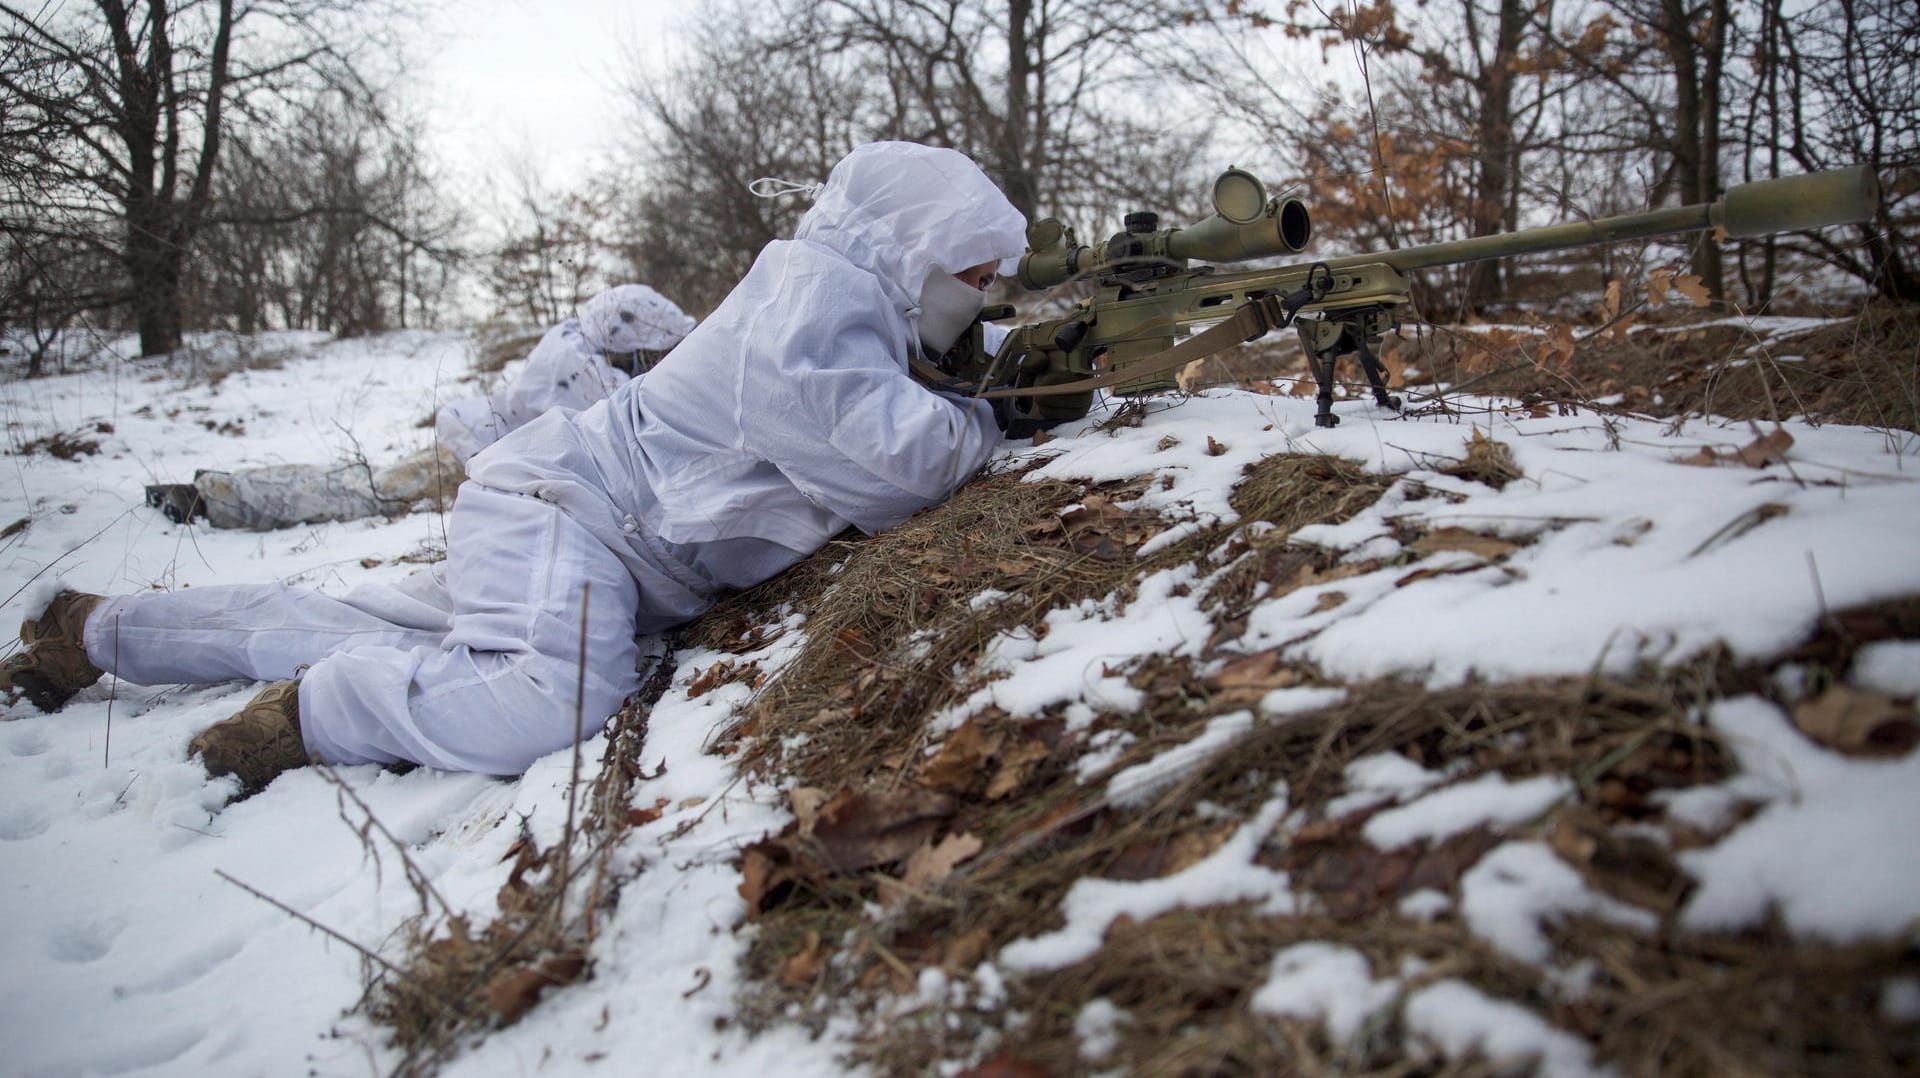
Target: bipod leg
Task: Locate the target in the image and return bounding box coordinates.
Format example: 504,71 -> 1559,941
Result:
1306,348 -> 1342,428
1353,336 -> 1402,413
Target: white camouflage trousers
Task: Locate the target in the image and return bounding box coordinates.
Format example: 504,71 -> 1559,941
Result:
84,484 -> 688,774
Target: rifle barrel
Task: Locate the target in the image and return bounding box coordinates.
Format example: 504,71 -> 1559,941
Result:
1322,166 -> 1877,275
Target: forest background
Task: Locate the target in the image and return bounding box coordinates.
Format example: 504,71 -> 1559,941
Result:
1,0 -> 1915,375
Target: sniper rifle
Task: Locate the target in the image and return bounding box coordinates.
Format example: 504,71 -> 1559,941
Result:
918,165 -> 1880,429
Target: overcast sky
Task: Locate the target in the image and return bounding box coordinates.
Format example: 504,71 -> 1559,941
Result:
410,0 -> 689,197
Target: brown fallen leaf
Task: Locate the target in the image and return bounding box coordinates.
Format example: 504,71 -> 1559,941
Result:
1103,823 -> 1235,881
1442,429 -> 1522,489
918,719 -> 1004,793
1176,356 -> 1210,392
808,787 -> 957,872
942,927 -> 994,970
1215,650 -> 1303,691
1601,278 -> 1625,323
1378,346 -> 1408,388
1156,434 -> 1181,451
1671,272 -> 1713,307
789,786 -> 830,832
626,797 -> 671,827
959,1054 -> 1055,1078
486,950 -> 586,1024
899,832 -> 984,893
986,737 -> 1051,800
1540,322 -> 1576,368
1550,808 -> 1693,914
1792,686 -> 1919,757
779,930 -> 828,985
1409,527 -> 1520,560
830,628 -> 876,661
1205,435 -> 1228,456
1312,590 -> 1347,613
1676,447 -> 1720,467
1734,428 -> 1794,469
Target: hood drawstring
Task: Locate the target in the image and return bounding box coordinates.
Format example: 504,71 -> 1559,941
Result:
748,176 -> 824,200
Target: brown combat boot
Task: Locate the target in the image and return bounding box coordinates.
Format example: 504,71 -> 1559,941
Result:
0,591 -> 105,712
190,680 -> 310,795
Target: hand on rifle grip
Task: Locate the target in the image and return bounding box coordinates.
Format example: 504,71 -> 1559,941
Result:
1029,367 -> 1094,424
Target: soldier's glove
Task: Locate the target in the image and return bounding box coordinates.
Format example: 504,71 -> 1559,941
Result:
1027,368 -> 1095,425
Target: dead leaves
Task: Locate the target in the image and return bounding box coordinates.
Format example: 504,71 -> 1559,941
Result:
1104,823 -> 1235,881
779,931 -> 828,986
485,949 -> 587,1024
1274,820 -> 1499,921
1023,493 -> 1161,560
739,785 -> 974,918
918,717 -> 1051,801
884,832 -> 986,906
807,787 -> 957,874
687,658 -> 763,698
1408,527 -> 1521,560
1676,428 -> 1795,469
1441,429 -> 1522,490
1792,686 -> 1918,757
1649,265 -> 1713,308
1597,278 -> 1639,343
1550,808 -> 1693,914
1212,650 -> 1307,707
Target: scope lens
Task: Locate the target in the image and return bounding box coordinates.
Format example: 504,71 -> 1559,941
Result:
1212,168 -> 1267,224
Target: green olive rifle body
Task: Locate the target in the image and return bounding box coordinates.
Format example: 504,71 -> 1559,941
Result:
943,165 -> 1878,429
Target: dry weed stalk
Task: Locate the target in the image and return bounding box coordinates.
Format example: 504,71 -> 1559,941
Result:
357,642 -> 675,1076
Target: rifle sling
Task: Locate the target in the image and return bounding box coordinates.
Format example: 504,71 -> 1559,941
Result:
966,295 -> 1286,400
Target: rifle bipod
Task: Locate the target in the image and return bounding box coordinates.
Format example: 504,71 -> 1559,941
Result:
1294,306 -> 1403,428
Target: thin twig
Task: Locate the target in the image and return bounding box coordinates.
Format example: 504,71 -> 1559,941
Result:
315,765 -> 458,924
559,581 -> 591,934
215,869 -> 405,978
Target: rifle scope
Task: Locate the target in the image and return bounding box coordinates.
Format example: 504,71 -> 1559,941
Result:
1018,167 -> 1311,290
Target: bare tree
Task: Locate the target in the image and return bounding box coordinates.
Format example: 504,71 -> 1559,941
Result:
187,87 -> 463,337
0,0 -> 401,358
777,0 -> 1214,227
607,6 -> 867,314
480,158 -> 612,327
1752,0 -> 1919,302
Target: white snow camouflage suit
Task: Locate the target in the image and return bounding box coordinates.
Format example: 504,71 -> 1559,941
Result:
82,142 -> 1026,774
189,284 -> 695,531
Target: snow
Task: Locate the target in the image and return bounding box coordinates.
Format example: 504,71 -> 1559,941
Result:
1251,941 -> 1400,1043
996,791 -> 1295,973
1363,772 -> 1570,848
1678,696 -> 1920,942
4,327 -> 1918,1074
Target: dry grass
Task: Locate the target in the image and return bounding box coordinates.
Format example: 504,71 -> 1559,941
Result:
362,653 -> 674,1074
470,325 -> 547,375
1390,303 -> 1920,434
1179,301 -> 1920,437
697,434 -> 1920,1075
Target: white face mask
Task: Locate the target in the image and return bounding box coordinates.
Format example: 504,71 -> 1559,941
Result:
915,268 -> 986,355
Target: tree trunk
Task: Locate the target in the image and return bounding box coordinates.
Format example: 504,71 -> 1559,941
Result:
1464,0 -> 1525,312
1001,0 -> 1038,224
1659,0 -> 1727,302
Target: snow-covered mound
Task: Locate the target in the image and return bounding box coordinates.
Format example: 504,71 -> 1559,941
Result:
2,327 -> 1916,1076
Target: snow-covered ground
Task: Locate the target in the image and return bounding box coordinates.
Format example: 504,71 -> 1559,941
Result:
2,326 -> 1917,1076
